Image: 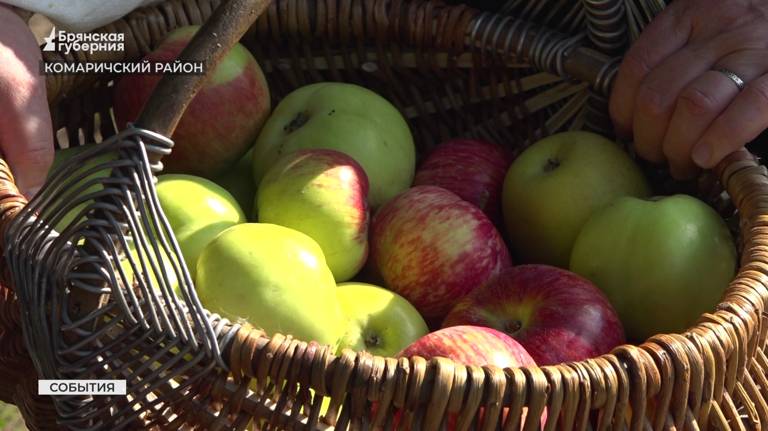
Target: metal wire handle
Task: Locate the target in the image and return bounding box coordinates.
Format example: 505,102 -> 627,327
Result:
3,0 -> 271,428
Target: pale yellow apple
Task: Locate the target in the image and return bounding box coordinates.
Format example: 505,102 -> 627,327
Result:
336,282 -> 427,356
196,223 -> 346,348
156,174 -> 246,280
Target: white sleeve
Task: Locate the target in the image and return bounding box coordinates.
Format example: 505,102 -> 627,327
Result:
2,0 -> 161,32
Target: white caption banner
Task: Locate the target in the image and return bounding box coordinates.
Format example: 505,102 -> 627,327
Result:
38,380 -> 127,396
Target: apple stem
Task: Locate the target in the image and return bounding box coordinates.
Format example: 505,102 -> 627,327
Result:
544,158 -> 561,172
505,320 -> 523,335
365,333 -> 381,348
283,111 -> 310,133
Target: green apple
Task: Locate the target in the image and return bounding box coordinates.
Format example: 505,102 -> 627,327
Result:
212,148 -> 257,220
196,223 -> 346,348
156,174 -> 246,279
257,149 -> 369,282
48,143 -> 108,175
336,282 -> 428,356
119,240 -> 180,296
502,131 -> 651,267
570,194 -> 737,341
251,82 -> 415,207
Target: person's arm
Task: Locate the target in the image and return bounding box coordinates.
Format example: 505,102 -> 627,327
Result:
0,3 -> 53,197
610,0 -> 768,179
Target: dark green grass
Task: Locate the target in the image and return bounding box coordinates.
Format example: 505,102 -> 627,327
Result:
0,402 -> 25,431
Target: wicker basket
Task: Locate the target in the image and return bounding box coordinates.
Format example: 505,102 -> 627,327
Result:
2,0 -> 768,429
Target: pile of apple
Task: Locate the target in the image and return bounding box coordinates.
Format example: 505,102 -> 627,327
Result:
55,26 -> 739,378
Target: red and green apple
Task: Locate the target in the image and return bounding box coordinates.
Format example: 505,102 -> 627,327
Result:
114,25 -> 271,178
443,264 -> 625,365
398,325 -> 536,368
251,82 -> 415,208
414,139 -> 513,224
395,326 -> 543,428
370,185 -> 512,322
257,149 -> 369,282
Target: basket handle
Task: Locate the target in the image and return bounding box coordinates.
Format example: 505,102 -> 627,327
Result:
134,0 -> 269,143
48,0 -> 272,359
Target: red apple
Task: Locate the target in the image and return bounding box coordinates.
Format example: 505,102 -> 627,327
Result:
370,186 -> 512,321
391,326 -> 543,429
397,325 -> 535,368
114,25 -> 271,178
413,139 -> 513,224
443,265 -> 625,365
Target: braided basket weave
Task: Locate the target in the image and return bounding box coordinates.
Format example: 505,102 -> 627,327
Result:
2,0 -> 768,430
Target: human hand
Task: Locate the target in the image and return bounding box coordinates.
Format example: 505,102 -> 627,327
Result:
609,0 -> 768,179
0,5 -> 53,197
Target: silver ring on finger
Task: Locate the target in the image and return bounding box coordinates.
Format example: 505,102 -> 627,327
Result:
713,67 -> 746,91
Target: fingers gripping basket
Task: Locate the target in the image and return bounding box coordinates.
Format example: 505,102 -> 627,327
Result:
1,0 -> 768,429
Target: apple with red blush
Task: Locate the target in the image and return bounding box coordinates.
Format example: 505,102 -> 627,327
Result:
256,149 -> 370,282
370,186 -> 512,322
398,325 -> 535,368
391,325 -> 544,429
114,25 -> 271,178
413,139 -> 513,224
443,265 -> 625,365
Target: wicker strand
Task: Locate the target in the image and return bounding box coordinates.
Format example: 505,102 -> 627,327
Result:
581,0 -> 628,54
